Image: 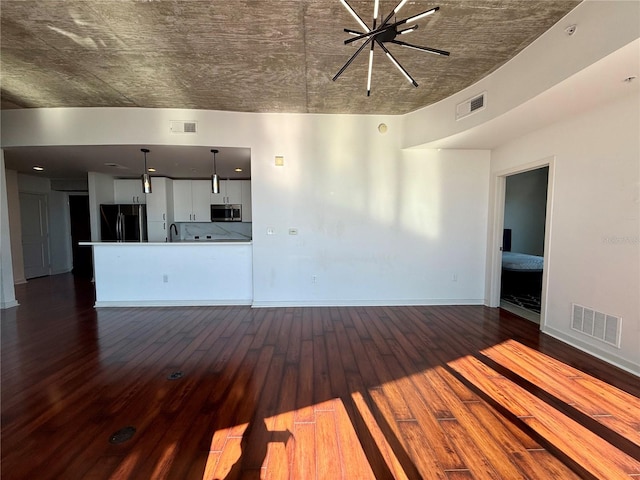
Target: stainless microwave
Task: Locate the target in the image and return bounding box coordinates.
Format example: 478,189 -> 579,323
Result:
211,204 -> 242,222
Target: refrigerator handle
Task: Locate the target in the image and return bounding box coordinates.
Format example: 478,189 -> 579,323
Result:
121,212 -> 126,241
116,212 -> 122,242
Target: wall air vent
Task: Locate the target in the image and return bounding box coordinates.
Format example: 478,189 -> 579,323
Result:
571,303 -> 621,347
456,92 -> 486,120
170,120 -> 197,134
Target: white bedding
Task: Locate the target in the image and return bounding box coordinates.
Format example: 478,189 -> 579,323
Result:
502,252 -> 544,272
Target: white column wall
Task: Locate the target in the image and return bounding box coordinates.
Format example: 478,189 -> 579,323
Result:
0,152 -> 18,309
5,169 -> 25,284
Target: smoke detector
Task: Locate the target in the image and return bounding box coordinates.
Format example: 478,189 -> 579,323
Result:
565,24 -> 577,36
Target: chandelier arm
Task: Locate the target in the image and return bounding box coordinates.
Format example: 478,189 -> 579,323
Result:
376,40 -> 418,87
366,41 -> 375,96
332,37 -> 374,82
380,0 -> 408,27
389,40 -> 450,56
340,0 -> 371,32
345,7 -> 438,45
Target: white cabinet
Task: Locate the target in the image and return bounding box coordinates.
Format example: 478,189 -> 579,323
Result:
211,180 -> 242,205
147,221 -> 168,243
173,180 -> 210,222
146,178 -> 174,242
114,179 -> 146,204
241,180 -> 252,222
146,177 -> 173,222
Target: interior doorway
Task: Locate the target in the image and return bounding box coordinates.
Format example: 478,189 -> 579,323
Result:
499,166 -> 549,323
69,195 -> 93,278
19,192 -> 50,279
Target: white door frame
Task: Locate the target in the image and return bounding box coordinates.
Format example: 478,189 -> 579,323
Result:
488,156 -> 555,329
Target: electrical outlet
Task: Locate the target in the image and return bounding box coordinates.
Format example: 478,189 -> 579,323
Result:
312,275 -> 317,284
267,227 -> 275,235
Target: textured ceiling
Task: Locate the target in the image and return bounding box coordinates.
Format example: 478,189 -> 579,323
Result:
1,0 -> 580,115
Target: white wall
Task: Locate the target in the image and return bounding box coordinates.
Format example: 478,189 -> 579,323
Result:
490,93 -> 640,374
0,109 -> 491,306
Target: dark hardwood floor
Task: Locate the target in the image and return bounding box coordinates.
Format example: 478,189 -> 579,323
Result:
2,274 -> 639,479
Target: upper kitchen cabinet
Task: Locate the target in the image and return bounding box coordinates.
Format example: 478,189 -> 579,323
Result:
211,180 -> 242,205
173,180 -> 210,222
114,179 -> 146,204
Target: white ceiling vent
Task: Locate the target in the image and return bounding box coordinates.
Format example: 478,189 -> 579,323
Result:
456,92 -> 486,120
571,303 -> 621,348
170,120 -> 198,134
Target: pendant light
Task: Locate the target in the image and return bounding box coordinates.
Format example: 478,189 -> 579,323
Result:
211,149 -> 220,194
141,148 -> 152,194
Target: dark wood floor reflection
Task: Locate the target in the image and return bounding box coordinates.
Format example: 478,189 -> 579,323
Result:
2,274 -> 639,479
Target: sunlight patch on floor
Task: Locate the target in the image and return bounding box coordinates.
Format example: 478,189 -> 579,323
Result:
200,397 -> 385,479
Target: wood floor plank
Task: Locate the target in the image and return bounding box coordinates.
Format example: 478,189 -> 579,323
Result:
291,422 -> 316,480
333,398 -> 377,480
315,409 -> 343,479
294,339 -> 315,423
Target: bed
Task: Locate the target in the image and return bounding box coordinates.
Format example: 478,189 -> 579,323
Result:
501,251 -> 544,295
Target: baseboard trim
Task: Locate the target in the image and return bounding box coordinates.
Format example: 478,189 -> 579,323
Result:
94,299 -> 252,308
542,326 -> 639,377
251,298 -> 485,308
1,299 -> 19,309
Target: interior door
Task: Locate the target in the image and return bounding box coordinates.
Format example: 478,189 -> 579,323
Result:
20,193 -> 50,279
69,195 -> 93,277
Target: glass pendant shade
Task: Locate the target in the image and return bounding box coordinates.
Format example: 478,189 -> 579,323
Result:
142,173 -> 152,194
141,148 -> 152,194
212,173 -> 220,194
211,149 -> 220,193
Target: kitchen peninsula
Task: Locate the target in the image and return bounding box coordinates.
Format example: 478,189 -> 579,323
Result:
83,174 -> 254,307
81,241 -> 252,307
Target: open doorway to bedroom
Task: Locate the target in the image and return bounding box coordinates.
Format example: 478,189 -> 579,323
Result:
500,166 -> 549,323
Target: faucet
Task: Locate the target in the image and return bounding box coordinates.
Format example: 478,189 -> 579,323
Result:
169,223 -> 178,242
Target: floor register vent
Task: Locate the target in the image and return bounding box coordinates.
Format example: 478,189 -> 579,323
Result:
170,120 -> 197,134
456,92 -> 486,120
571,303 -> 621,347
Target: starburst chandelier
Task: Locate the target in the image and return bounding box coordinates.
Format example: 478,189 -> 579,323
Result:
333,0 -> 450,96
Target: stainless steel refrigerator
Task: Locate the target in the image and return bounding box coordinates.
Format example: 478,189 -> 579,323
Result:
100,204 -> 147,242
